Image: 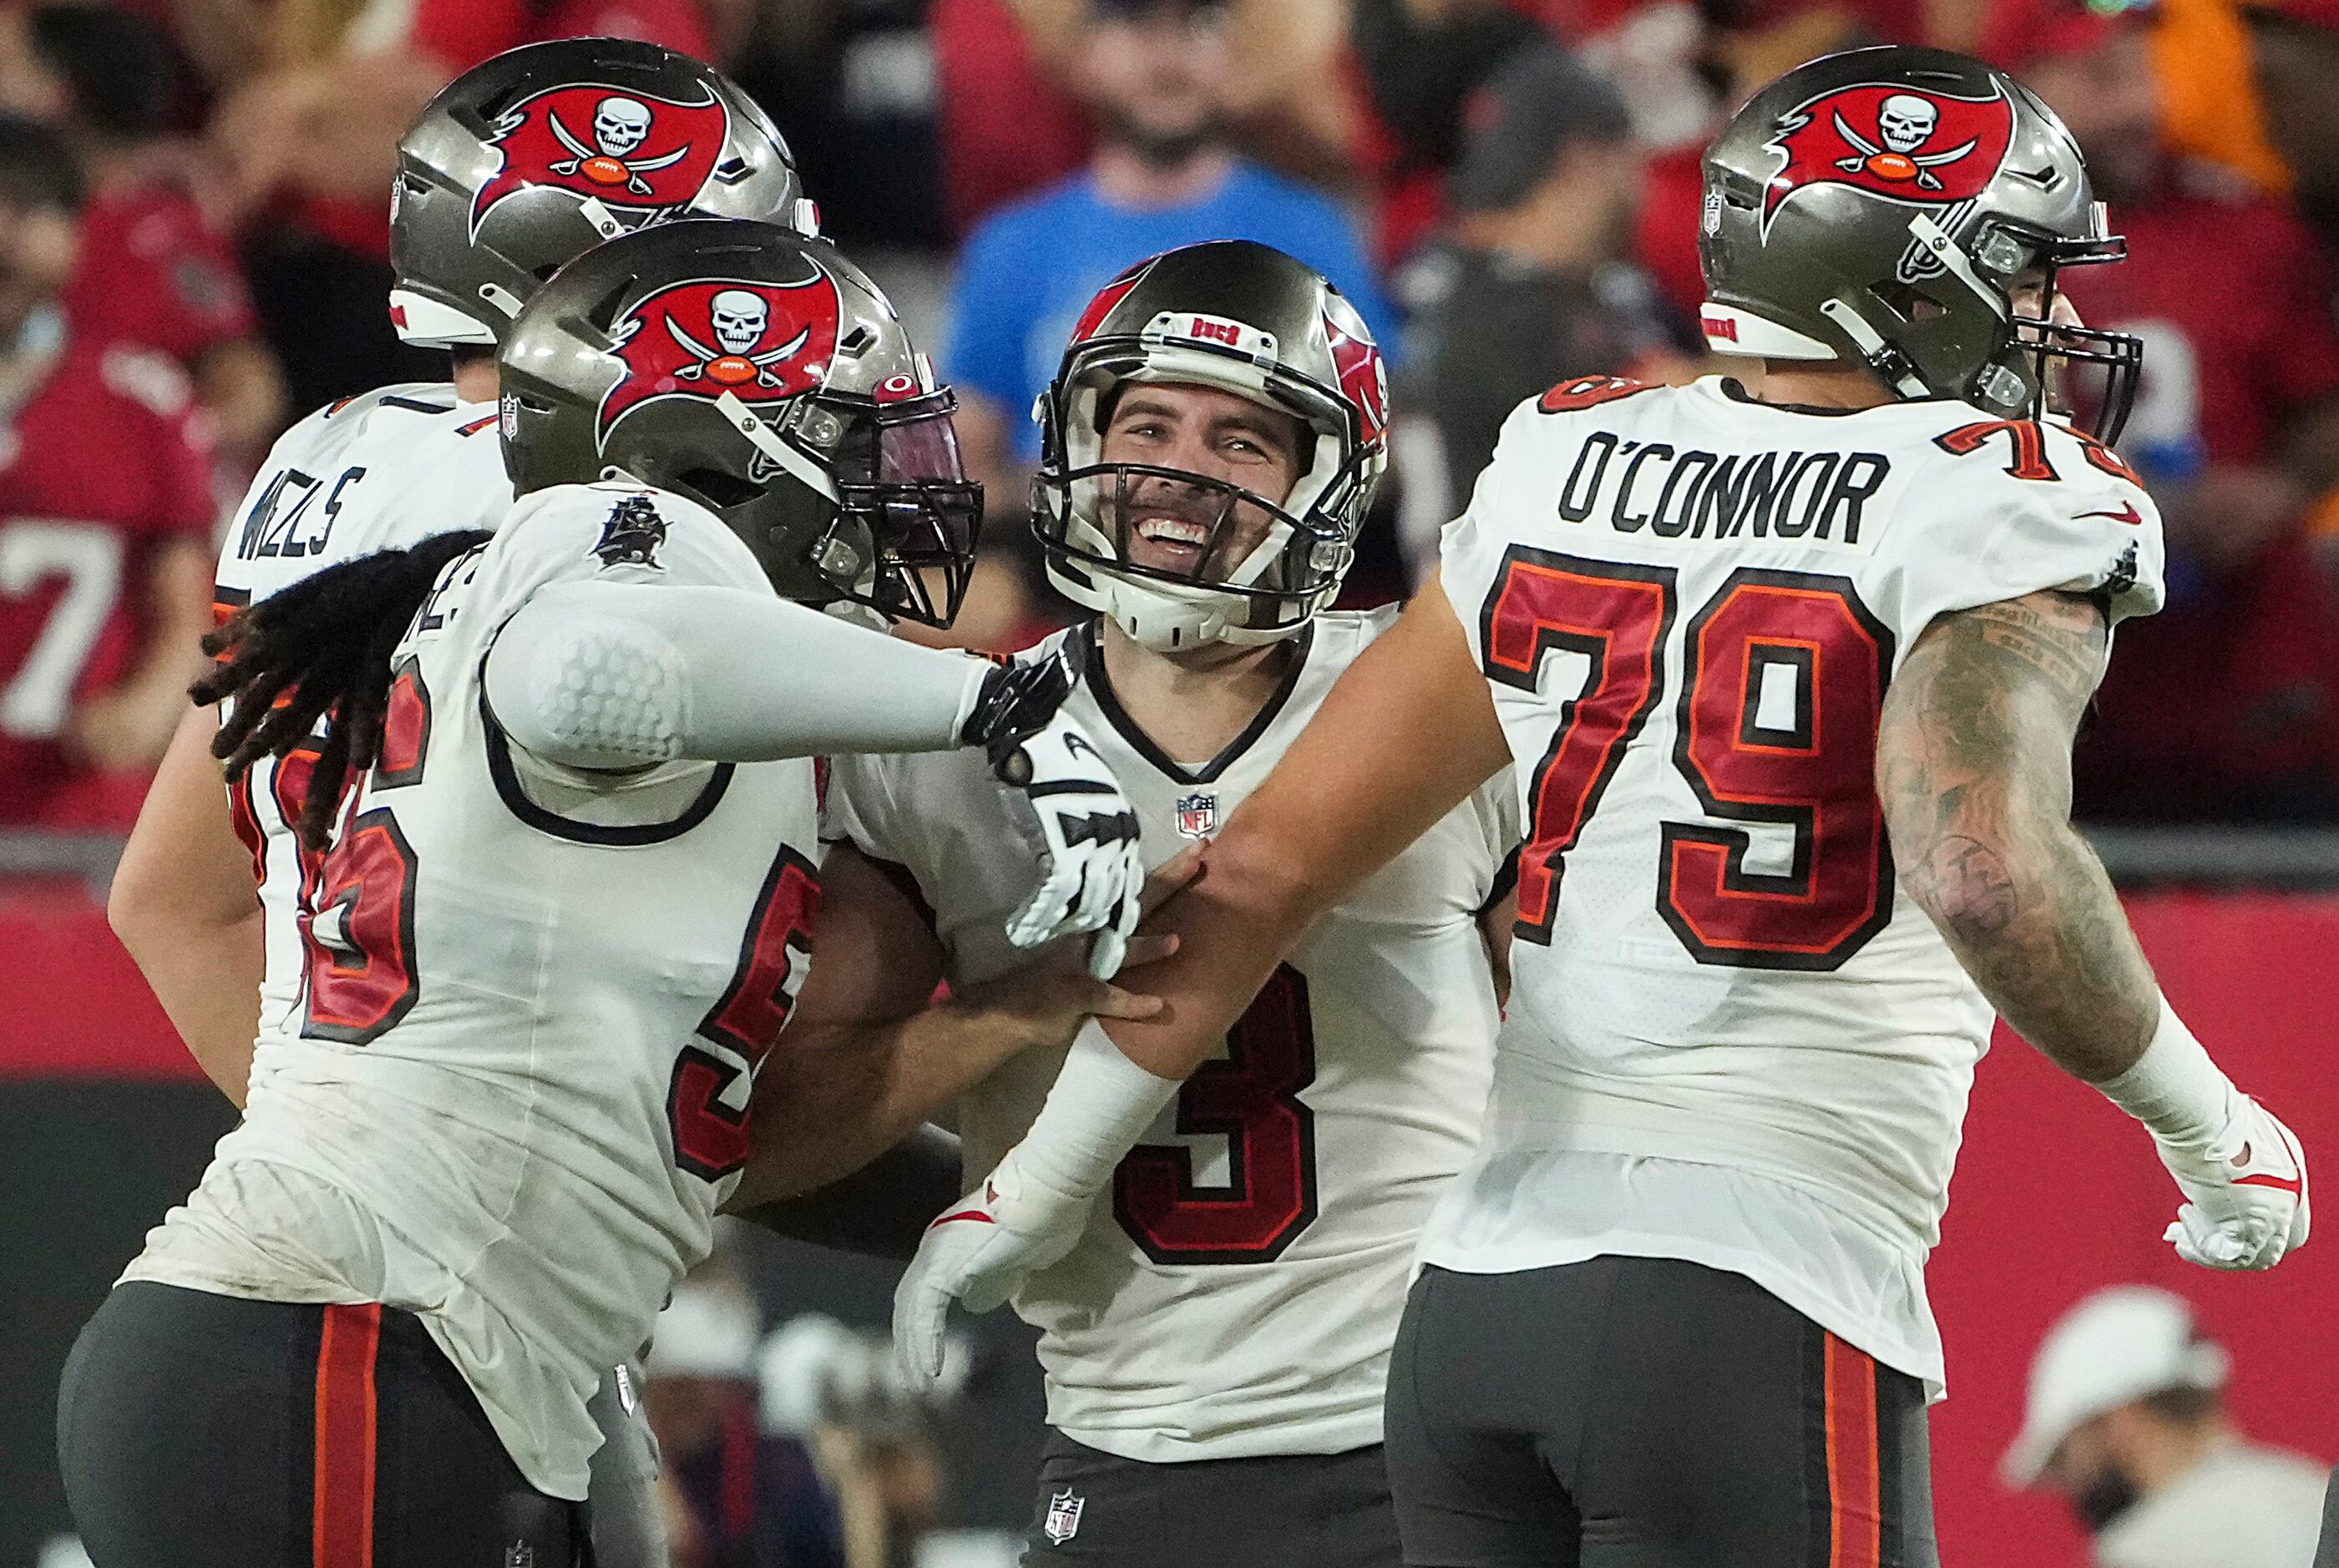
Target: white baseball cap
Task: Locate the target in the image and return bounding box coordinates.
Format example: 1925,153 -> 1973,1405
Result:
645,1277 -> 761,1382
2000,1286 -> 2230,1488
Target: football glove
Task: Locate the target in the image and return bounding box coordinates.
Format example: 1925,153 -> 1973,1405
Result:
963,655 -> 1145,979
2155,1095 -> 2309,1272
894,1146 -> 1092,1385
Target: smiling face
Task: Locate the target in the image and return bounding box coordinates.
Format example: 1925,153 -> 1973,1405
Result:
1096,381 -> 1307,580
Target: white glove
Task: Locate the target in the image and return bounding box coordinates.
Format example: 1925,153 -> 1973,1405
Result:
892,1023 -> 1180,1386
2155,1095 -> 2309,1271
959,654 -> 1145,979
2098,1001 -> 2310,1272
894,1146 -> 1091,1384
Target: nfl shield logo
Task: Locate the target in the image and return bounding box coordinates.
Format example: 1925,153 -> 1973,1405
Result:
1174,792 -> 1218,841
1043,1489 -> 1085,1545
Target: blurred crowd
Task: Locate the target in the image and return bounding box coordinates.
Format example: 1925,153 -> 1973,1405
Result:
8,0 -> 2339,835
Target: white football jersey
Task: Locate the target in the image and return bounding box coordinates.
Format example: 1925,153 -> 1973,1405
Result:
827,611 -> 1512,1462
133,481 -> 823,1499
1424,374 -> 2166,1393
211,384 -> 509,1042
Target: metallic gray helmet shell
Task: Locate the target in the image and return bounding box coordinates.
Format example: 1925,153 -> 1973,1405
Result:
1699,46 -> 2135,428
390,38 -> 804,348
499,218 -> 980,622
1033,240 -> 1390,650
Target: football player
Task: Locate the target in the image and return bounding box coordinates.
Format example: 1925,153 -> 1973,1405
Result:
891,47 -> 2311,1567
100,39 -> 807,1566
765,240 -> 1514,1567
59,220 -> 1145,1568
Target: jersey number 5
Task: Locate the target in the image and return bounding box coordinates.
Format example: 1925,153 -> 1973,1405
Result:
1113,964 -> 1318,1264
1484,547 -> 1896,970
669,847 -> 822,1182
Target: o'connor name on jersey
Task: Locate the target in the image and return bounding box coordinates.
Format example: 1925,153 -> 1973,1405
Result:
1554,431 -> 1891,546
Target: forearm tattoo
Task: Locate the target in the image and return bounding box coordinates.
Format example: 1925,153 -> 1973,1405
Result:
1878,592 -> 2159,1080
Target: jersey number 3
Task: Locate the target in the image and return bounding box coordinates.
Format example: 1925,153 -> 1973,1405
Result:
1114,965 -> 1318,1264
1484,547 -> 1896,970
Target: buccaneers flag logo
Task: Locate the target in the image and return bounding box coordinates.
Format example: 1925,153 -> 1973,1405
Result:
471,83 -> 730,237
596,275 -> 842,443
1070,260 -> 1156,343
1324,311 -> 1387,444
1760,82 -> 2015,234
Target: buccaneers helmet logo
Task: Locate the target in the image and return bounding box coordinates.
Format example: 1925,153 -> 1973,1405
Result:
471,83 -> 729,237
1069,260 -> 1157,343
597,275 -> 841,443
1324,311 -> 1387,444
1760,82 -> 2014,233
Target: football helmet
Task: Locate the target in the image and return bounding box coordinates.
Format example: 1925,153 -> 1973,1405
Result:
499,219 -> 980,626
1699,45 -> 2142,442
390,38 -> 808,349
1033,240 -> 1390,652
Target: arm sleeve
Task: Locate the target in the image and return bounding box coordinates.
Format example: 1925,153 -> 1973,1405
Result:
483,578 -> 994,770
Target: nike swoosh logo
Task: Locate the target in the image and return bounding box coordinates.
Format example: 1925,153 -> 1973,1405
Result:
928,1208 -> 997,1229
2076,502 -> 2144,526
2230,1139 -> 2303,1196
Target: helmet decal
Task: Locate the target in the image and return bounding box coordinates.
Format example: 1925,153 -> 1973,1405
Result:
1760,79 -> 2015,235
1324,310 -> 1387,445
471,82 -> 731,237
597,273 -> 842,443
1070,260 -> 1157,344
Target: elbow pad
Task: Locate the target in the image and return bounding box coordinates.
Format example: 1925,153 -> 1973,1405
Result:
489,611 -> 691,770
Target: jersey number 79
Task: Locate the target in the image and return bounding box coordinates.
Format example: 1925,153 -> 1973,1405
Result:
1482,546 -> 1896,970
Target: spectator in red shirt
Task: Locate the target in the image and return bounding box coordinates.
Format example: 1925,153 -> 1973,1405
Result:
0,116 -> 216,832
0,4 -> 286,471
1998,0 -> 2339,820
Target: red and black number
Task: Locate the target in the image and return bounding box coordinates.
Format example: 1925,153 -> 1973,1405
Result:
1480,548 -> 1674,944
1539,375 -> 1653,415
373,657 -> 432,788
1933,419 -> 2058,481
1657,569 -> 1896,969
301,807 -> 423,1044
1114,964 -> 1318,1265
669,845 -> 823,1181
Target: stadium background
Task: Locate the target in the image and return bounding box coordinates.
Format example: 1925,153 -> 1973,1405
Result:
2,0 -> 2336,1564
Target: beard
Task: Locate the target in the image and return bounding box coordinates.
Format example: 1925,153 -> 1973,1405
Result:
1100,107 -> 1226,170
2073,1466 -> 2143,1534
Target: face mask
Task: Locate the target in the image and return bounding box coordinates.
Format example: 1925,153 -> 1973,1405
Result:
2073,1467 -> 2141,1534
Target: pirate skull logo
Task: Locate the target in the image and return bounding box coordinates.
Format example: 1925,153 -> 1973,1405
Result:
667,287 -> 809,386
1830,92 -> 1975,190
597,274 -> 841,442
594,97 -> 652,156
548,94 -> 693,193
1759,79 -> 2016,231
469,82 -> 732,237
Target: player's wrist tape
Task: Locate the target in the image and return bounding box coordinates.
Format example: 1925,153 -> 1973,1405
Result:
2094,996 -> 2244,1151
1010,1020 -> 1181,1206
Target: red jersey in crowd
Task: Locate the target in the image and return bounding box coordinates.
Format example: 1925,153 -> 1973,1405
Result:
2075,533 -> 2339,821
0,336 -> 216,828
2058,170 -> 2339,469
60,180 -> 260,372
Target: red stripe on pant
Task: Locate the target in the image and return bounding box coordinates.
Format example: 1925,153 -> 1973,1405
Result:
1823,1332 -> 1882,1568
312,1303 -> 382,1568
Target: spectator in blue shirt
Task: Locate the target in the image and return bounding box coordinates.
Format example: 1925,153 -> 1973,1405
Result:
943,0 -> 1396,488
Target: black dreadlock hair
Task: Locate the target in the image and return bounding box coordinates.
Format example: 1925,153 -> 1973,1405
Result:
194,531 -> 492,848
